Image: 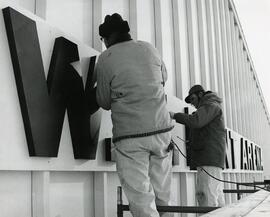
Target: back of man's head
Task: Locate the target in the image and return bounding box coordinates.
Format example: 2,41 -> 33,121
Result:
99,13 -> 130,38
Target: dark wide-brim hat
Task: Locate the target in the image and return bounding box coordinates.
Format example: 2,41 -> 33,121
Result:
99,13 -> 130,38
185,85 -> 205,103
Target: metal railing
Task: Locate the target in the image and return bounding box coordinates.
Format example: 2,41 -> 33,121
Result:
117,186 -> 219,217
223,180 -> 270,200
117,180 -> 270,216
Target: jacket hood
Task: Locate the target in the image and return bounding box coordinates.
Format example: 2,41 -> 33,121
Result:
199,91 -> 222,107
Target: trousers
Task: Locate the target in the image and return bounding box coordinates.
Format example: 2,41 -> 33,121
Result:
196,166 -> 225,207
113,132 -> 173,217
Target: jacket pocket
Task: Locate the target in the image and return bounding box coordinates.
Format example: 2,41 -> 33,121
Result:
192,142 -> 205,151
111,90 -> 125,99
191,129 -> 206,150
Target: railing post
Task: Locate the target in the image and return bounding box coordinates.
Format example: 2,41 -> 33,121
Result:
117,186 -> 123,217
236,183 -> 241,200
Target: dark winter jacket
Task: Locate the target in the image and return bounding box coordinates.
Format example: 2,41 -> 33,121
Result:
174,91 -> 226,169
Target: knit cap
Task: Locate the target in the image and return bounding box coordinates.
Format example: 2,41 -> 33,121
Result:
99,13 -> 130,38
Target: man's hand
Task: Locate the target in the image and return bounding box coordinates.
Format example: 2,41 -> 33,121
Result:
169,111 -> 175,119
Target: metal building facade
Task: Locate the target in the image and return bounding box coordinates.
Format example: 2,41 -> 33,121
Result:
0,0 -> 270,216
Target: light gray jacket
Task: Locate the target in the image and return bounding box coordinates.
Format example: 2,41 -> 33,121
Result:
96,40 -> 173,142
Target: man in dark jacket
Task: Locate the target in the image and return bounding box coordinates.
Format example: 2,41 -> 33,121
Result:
170,84 -> 226,207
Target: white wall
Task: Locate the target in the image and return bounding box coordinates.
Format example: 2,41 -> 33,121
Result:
0,171 -> 31,217
135,0 -> 155,44
49,172 -> 94,217
8,0 -> 35,12
45,0 -> 93,46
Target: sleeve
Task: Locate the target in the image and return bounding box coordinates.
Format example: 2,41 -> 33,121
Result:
161,59 -> 167,86
95,63 -> 111,110
174,104 -> 220,128
145,41 -> 167,86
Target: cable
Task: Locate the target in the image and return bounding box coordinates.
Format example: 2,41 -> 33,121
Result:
171,137 -> 270,192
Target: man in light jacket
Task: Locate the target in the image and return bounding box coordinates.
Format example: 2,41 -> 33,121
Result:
170,85 -> 226,207
95,13 -> 174,217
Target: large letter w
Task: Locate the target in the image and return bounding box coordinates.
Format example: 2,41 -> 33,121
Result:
3,7 -> 98,159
